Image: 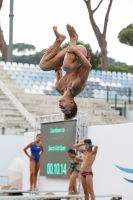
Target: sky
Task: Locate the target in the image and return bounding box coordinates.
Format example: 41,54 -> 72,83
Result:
1,0 -> 133,65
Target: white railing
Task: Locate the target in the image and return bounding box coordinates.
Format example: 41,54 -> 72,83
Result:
0,176 -> 9,187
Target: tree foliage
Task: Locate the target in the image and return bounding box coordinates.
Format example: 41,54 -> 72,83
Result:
96,64 -> 133,73
5,42 -> 100,68
118,24 -> 133,47
13,49 -> 45,65
13,43 -> 36,53
108,57 -> 126,66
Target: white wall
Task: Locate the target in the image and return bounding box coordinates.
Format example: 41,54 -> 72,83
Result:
88,123 -> 133,200
0,135 -> 24,176
22,123 -> 133,200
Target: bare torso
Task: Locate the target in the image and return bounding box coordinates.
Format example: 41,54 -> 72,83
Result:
55,67 -> 87,96
82,151 -> 96,172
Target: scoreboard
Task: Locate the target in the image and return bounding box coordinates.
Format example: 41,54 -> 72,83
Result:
40,120 -> 76,177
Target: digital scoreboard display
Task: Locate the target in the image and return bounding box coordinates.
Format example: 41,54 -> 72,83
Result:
40,120 -> 76,177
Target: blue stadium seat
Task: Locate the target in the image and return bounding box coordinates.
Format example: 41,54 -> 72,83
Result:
11,74 -> 17,79
101,77 -> 106,82
17,75 -> 23,80
34,80 -> 41,85
20,71 -> 26,76
21,79 -> 28,84
96,74 -> 101,79
29,76 -> 35,81
20,84 -> 26,89
37,72 -> 43,77
90,70 -> 96,74
29,80 -> 34,84
23,76 -> 29,80
96,70 -> 101,75
122,72 -> 127,77
106,77 -> 111,83
40,81 -> 46,86
111,79 -> 117,83
25,71 -> 32,76
7,70 -> 13,75
101,71 -> 106,75
112,72 -> 116,76
36,77 -> 42,81
16,79 -> 22,84
26,85 -> 32,89
117,72 -> 122,76
107,71 -> 112,75
13,71 -> 19,75
31,72 -> 37,76
22,67 -> 28,72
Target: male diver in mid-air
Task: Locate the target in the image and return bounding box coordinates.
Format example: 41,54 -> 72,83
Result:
40,24 -> 91,120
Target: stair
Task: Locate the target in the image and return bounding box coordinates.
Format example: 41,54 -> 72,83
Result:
0,90 -> 31,128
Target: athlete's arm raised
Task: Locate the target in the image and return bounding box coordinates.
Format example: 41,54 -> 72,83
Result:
55,68 -> 64,94
74,143 -> 85,153
66,45 -> 92,90
92,145 -> 98,155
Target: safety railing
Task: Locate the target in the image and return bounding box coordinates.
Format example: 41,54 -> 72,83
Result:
0,176 -> 9,187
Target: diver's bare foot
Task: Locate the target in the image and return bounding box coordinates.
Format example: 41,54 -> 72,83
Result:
53,26 -> 66,42
28,188 -> 32,191
66,24 -> 78,41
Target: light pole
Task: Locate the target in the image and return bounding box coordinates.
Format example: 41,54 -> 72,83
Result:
8,0 -> 14,62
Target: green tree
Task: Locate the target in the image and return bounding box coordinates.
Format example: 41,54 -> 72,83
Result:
83,0 -> 113,71
13,43 -> 36,55
0,0 -> 7,61
13,49 -> 45,65
108,57 -> 126,66
96,64 -> 133,73
118,24 -> 133,47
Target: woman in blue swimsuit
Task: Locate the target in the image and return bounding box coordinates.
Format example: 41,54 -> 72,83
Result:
64,149 -> 83,198
23,134 -> 44,191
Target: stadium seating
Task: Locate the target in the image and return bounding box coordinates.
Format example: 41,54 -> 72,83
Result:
0,61 -> 130,132
1,61 -> 133,101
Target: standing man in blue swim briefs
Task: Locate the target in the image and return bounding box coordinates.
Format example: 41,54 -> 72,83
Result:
74,139 -> 98,200
24,134 -> 44,191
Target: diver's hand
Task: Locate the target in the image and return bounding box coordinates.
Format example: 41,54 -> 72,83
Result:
66,44 -> 77,53
29,155 -> 34,160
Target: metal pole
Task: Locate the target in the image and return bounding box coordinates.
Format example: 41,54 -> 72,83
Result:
129,87 -> 131,104
8,0 -> 14,62
107,86 -> 109,102
115,94 -> 117,109
2,127 -> 5,135
124,101 -> 126,118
